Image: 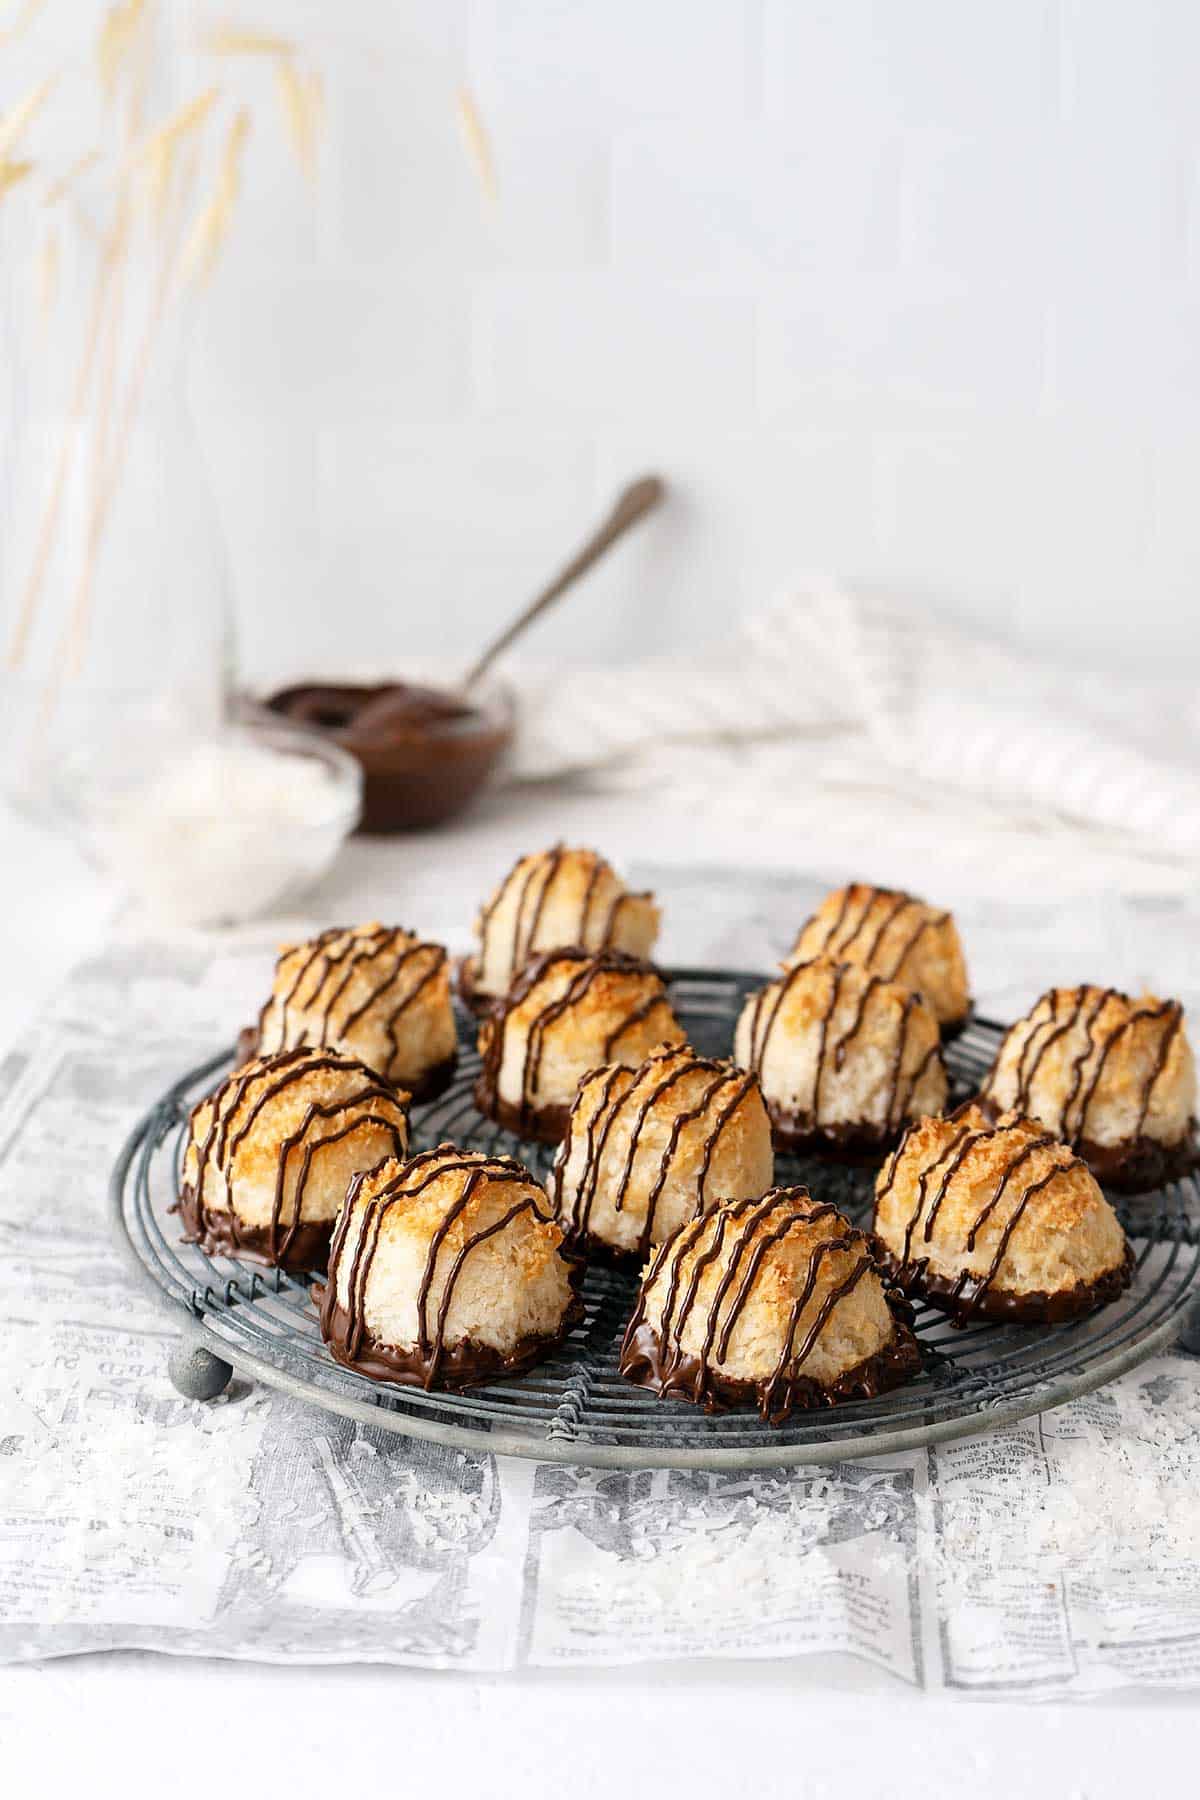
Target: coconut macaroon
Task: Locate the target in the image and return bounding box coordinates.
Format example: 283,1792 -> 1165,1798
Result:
319,1146 -> 583,1389
179,1048 -> 410,1272
619,1189 -> 920,1423
979,985 -> 1197,1192
460,844 -> 660,1012
873,1103 -> 1133,1325
787,884 -> 970,1034
733,956 -> 948,1155
551,1045 -> 774,1263
474,948 -> 686,1145
252,923 -> 458,1103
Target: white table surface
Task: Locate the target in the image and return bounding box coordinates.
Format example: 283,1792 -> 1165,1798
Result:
2,794 -> 1197,1798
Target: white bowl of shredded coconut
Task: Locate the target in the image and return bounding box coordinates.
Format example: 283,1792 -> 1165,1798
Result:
63,712 -> 362,926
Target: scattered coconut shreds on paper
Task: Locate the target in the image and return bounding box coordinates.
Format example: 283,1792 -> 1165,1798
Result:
182,107 -> 251,284
457,85 -> 497,204
910,1369 -> 1200,1613
275,59 -> 323,182
0,76 -> 57,160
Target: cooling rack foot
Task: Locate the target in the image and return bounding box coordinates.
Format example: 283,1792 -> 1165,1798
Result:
170,1340 -> 234,1401
1180,1295 -> 1200,1356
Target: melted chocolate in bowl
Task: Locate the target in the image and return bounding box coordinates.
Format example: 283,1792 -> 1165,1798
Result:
265,681 -> 514,833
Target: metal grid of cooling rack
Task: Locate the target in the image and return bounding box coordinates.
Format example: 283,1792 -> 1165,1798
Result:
109,969 -> 1200,1469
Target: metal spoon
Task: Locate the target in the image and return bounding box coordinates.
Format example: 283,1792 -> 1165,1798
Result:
461,473 -> 665,690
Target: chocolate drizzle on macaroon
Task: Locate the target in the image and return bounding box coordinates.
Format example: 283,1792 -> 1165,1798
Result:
873,1104 -> 1134,1325
484,843 -> 645,975
619,1189 -> 919,1424
461,845 -> 659,1014
179,1047 -> 410,1271
790,883 -> 971,1035
474,947 -> 683,1144
252,923 -> 457,1102
978,985 -> 1197,1191
551,1046 -> 768,1263
801,883 -> 947,978
318,1146 -> 584,1390
737,958 -> 946,1155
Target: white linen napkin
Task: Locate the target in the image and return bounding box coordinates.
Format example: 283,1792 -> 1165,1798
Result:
508,579 -> 1200,863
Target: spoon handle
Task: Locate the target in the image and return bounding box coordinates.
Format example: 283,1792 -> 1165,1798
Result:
462,473 -> 665,690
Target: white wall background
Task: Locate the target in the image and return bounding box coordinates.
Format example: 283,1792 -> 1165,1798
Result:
11,1 -> 1200,687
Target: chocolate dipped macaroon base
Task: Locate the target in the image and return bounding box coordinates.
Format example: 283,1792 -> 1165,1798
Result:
874,1237 -> 1136,1327
761,1111 -> 912,1163
1074,1131 -> 1198,1194
618,1189 -> 920,1426
455,951 -> 492,1018
319,1289 -> 583,1391
177,1186 -> 337,1274
318,1146 -> 583,1393
873,1104 -> 1134,1329
619,1319 -> 921,1421
973,1090 -> 1199,1195
472,1087 -> 575,1149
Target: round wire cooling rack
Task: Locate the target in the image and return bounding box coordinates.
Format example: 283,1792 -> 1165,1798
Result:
109,968 -> 1200,1470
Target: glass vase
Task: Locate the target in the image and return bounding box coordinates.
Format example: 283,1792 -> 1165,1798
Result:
0,292 -> 235,832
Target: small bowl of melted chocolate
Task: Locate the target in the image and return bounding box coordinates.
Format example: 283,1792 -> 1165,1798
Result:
263,475 -> 670,832
264,678 -> 514,833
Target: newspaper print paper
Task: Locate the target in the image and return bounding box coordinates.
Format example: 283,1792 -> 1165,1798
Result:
2,869 -> 1198,1695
